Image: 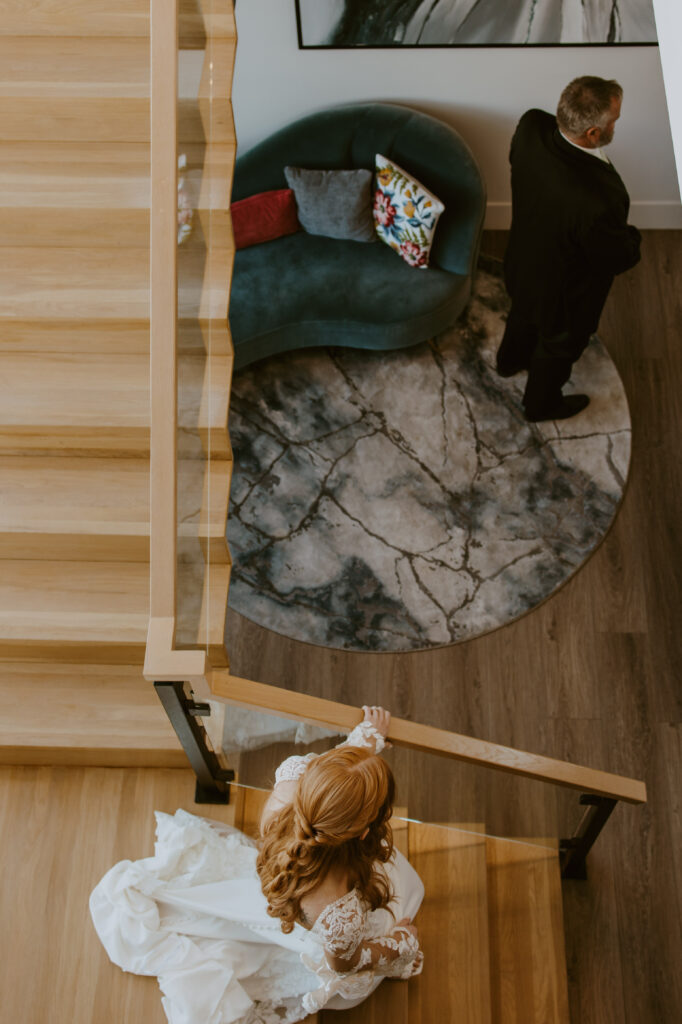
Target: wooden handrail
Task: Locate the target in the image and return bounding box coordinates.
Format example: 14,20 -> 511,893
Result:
211,671 -> 647,805
147,0 -> 200,681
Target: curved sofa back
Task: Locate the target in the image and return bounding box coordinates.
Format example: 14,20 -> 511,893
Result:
232,103 -> 486,278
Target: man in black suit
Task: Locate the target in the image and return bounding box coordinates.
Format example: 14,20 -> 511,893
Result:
496,76 -> 641,421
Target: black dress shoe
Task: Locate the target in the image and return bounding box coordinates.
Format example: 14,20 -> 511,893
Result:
524,394 -> 590,422
496,360 -> 529,378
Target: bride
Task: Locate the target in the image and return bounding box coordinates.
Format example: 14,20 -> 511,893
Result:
90,706 -> 425,1023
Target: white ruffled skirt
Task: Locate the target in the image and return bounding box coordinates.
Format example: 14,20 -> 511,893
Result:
90,809 -> 424,1024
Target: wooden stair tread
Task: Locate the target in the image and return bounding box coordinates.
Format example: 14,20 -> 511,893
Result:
0,320 -> 151,354
399,821 -> 491,1024
0,561 -> 228,638
0,248 -> 231,321
0,351 -> 230,456
0,662 -> 186,766
0,37 -> 149,96
0,352 -> 151,428
0,455 -> 150,529
0,454 -> 229,561
1,0 -> 150,38
0,98 -> 151,144
0,142 -> 232,207
0,142 -> 234,247
0,455 -> 150,560
0,37 -> 233,98
0,454 -> 227,541
0,100 -> 231,148
0,248 -> 150,319
0,142 -> 151,210
486,837 -> 570,1024
407,821 -> 492,1024
0,559 -> 150,662
0,560 -> 150,644
0,318 -> 228,354
0,559 -> 229,660
0,207 -> 149,250
0,0 -> 236,46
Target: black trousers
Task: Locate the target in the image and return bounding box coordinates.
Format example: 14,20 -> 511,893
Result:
496,307 -> 590,417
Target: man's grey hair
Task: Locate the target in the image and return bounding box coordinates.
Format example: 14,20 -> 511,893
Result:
556,76 -> 623,137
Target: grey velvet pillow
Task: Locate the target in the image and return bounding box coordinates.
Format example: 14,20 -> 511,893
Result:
283,166 -> 376,243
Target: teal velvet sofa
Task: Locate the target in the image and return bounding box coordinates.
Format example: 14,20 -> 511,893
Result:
229,103 -> 486,370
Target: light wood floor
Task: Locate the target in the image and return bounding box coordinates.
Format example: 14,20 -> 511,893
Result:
224,231 -> 682,1024
0,767 -> 220,1024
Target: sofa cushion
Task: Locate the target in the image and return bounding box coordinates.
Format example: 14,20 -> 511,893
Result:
233,103 -> 486,278
284,166 -> 375,242
231,188 -> 299,250
373,154 -> 444,268
230,232 -> 469,366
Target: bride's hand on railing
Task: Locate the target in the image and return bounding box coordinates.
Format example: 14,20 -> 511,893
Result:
362,705 -> 391,744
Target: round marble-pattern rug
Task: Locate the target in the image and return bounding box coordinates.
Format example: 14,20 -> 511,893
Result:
226,269 -> 631,652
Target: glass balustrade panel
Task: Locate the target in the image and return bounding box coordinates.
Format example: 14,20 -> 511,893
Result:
207,701 -> 590,857
176,0 -> 236,660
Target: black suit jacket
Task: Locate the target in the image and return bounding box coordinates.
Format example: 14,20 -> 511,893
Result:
504,109 -> 641,338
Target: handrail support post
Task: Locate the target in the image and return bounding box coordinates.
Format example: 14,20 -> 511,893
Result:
560,794 -> 618,879
155,681 -> 234,804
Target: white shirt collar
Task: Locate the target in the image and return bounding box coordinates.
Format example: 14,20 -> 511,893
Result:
559,130 -> 610,164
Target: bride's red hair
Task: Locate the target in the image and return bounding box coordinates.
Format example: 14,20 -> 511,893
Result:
256,747 -> 395,933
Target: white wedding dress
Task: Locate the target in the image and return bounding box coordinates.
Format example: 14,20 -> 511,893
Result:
89,723 -> 425,1024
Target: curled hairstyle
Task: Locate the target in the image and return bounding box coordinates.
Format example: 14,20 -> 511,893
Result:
556,76 -> 623,137
257,747 -> 395,933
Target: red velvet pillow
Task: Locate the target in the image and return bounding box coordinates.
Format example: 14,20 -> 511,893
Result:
231,189 -> 300,250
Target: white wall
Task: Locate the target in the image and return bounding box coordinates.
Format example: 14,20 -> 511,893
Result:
232,0 -> 681,228
653,0 -> 682,202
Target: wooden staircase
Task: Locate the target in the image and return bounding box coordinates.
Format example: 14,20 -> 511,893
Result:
0,0 -> 235,762
0,5 -> 579,1021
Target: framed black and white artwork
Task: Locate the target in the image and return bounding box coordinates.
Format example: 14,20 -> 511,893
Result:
295,1 -> 658,48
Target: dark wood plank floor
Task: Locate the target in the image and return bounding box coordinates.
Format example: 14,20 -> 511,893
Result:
225,231 -> 682,1024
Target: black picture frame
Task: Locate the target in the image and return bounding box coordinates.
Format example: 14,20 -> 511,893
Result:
294,1 -> 658,50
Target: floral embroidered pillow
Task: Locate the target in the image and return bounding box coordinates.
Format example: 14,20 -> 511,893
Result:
373,154 -> 444,269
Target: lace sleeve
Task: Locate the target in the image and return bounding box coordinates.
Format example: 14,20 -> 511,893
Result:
315,890 -> 366,962
274,752 -> 318,785
339,721 -> 385,754
351,926 -> 424,979
315,892 -> 423,980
